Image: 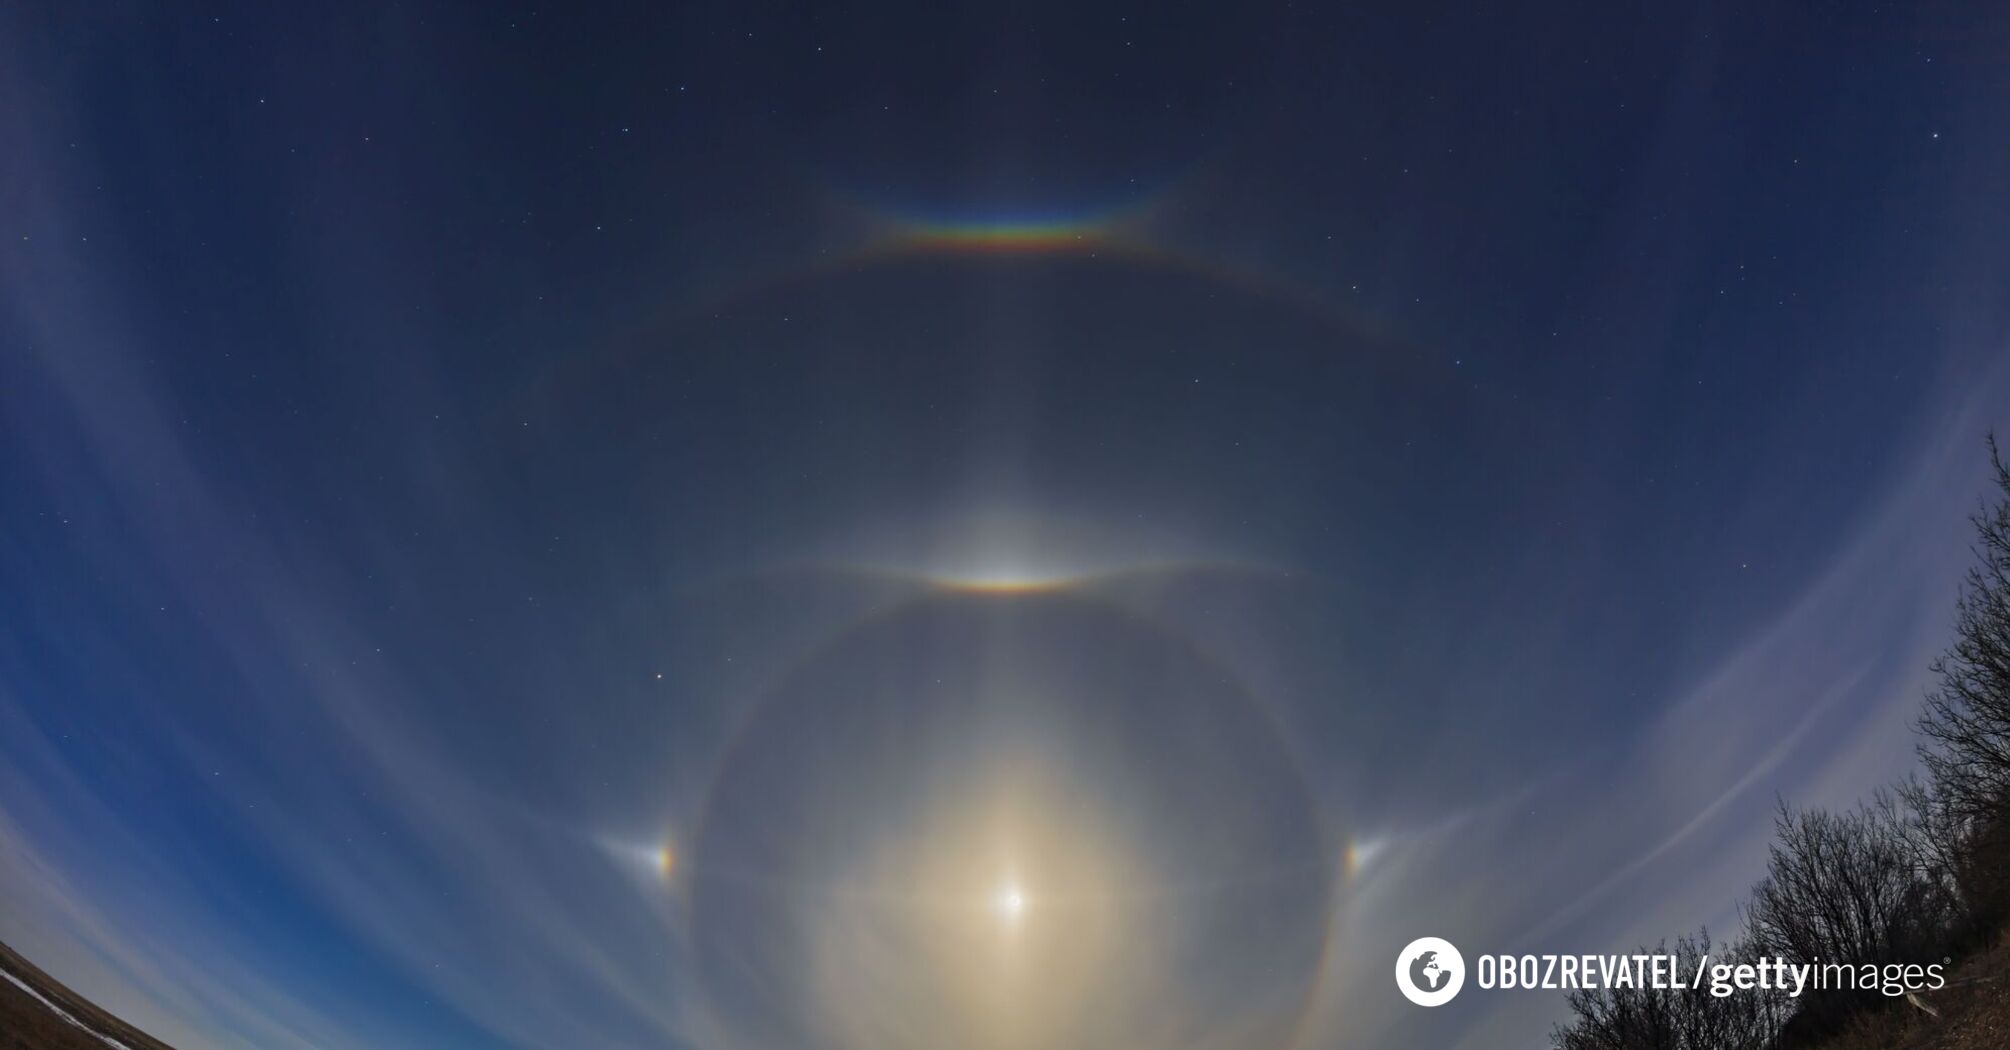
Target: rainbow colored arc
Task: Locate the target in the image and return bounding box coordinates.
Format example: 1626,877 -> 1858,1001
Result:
891,218 -> 1114,255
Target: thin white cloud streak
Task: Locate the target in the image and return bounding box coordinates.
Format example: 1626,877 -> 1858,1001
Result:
2,262 -> 691,1048
6,212 -> 1999,1048
1307,362 -> 2009,1050
5,25 -> 2007,1050
0,70 -> 705,1049
0,703 -> 364,1050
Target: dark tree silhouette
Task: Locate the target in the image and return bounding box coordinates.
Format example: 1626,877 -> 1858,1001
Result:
1554,440 -> 2010,1049
1742,798 -> 1959,1043
1745,799 -> 1957,970
1917,435 -> 2010,927
1551,932 -> 1783,1050
1919,436 -> 2010,819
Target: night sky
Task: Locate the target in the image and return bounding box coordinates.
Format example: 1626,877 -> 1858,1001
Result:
4,4 -> 2010,1048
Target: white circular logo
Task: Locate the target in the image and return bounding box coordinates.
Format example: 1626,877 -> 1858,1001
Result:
1395,936 -> 1465,1007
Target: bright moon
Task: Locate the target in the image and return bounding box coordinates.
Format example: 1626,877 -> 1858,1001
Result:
993,883 -> 1027,922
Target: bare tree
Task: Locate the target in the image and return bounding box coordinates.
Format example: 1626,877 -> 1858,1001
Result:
1552,932 -> 1784,1050
1915,436 -> 2010,935
1742,798 -> 1960,1044
1746,799 -> 1957,968
1555,440 -> 2010,1050
1919,436 -> 2010,823
1891,772 -> 2007,943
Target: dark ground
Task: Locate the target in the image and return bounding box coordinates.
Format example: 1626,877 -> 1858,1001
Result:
1823,933 -> 2010,1050
3,931 -> 2009,1049
0,941 -> 175,1050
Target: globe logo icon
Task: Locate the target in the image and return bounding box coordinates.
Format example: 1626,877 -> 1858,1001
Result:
1395,937 -> 1465,1006
1409,950 -> 1450,992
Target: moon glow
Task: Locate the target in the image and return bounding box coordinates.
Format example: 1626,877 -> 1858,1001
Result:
687,590 -> 1333,1050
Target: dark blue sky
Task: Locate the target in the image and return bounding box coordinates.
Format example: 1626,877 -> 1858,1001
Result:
3,3 -> 2008,1048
